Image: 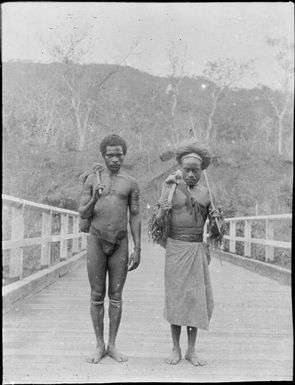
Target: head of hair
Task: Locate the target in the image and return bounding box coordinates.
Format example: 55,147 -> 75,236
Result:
175,138 -> 211,170
100,134 -> 127,157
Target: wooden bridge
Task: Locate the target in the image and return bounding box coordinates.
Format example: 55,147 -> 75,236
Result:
2,194 -> 293,383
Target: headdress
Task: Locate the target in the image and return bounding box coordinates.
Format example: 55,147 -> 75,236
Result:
175,138 -> 211,170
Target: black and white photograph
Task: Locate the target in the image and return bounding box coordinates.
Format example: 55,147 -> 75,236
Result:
2,2 -> 293,383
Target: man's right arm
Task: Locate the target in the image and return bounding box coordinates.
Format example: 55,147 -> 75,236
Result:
78,175 -> 99,219
155,182 -> 173,219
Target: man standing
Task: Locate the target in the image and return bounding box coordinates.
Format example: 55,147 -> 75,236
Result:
79,134 -> 141,364
155,138 -> 218,367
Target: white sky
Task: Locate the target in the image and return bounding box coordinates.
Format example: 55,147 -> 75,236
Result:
2,2 -> 294,88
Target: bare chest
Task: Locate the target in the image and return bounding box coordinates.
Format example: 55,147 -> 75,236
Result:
172,185 -> 210,210
96,174 -> 131,200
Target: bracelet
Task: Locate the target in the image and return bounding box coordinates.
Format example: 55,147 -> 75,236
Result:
134,247 -> 141,252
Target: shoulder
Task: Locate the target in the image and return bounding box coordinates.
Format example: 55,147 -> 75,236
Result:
120,172 -> 139,189
197,184 -> 209,195
120,171 -> 137,184
84,173 -> 96,187
194,184 -> 211,205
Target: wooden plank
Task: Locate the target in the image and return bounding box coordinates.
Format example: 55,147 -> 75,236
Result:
3,244 -> 293,383
223,236 -> 291,249
72,217 -> 80,254
59,213 -> 69,261
229,220 -> 236,253
2,193 -> 78,215
266,219 -> 274,261
203,221 -> 208,243
225,213 -> 292,221
9,206 -> 24,280
244,220 -> 252,257
2,233 -> 82,250
41,212 -> 51,268
81,233 -> 88,250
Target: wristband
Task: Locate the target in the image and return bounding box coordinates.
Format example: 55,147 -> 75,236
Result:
134,247 -> 141,252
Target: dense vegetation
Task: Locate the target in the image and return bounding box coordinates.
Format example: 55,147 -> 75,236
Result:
2,61 -> 293,278
3,62 -> 293,219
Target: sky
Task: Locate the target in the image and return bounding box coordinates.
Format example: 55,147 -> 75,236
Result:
2,2 -> 294,89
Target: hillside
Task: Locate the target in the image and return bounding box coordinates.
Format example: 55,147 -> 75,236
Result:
2,61 -> 293,222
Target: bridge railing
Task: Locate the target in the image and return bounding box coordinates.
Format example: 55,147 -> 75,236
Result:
2,194 -> 87,284
221,214 -> 292,262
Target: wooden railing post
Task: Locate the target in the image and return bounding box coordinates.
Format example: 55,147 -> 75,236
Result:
203,221 -> 208,243
229,220 -> 236,253
72,216 -> 80,254
266,219 -> 274,262
81,233 -> 88,250
9,205 -> 25,281
41,211 -> 52,268
60,213 -> 69,261
244,220 -> 252,257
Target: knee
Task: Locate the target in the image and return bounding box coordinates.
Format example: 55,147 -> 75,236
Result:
108,290 -> 122,302
90,289 -> 105,306
108,291 -> 122,308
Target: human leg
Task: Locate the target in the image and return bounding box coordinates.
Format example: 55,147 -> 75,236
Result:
106,237 -> 129,362
86,234 -> 107,364
165,324 -> 182,365
185,326 -> 207,366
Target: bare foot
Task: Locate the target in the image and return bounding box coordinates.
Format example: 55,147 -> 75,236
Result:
85,345 -> 106,364
165,348 -> 182,365
106,345 -> 128,362
185,351 -> 207,366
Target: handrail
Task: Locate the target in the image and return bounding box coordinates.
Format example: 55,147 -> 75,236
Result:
2,194 -> 87,284
221,213 -> 292,262
2,194 -> 78,215
225,213 -> 292,221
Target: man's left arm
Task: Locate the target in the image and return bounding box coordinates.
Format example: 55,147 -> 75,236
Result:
207,191 -> 225,238
128,179 -> 141,271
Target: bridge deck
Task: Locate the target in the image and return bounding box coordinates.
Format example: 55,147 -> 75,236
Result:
3,243 -> 293,383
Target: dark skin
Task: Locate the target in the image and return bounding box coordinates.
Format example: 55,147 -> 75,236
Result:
160,156 -> 215,366
79,145 -> 141,363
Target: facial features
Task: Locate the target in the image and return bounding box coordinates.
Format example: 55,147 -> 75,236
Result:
181,157 -> 202,187
104,145 -> 125,172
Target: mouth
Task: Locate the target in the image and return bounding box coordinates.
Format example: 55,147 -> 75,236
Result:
186,179 -> 196,186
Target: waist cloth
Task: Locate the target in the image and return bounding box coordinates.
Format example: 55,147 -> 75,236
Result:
89,226 -> 127,245
169,225 -> 203,242
164,237 -> 214,330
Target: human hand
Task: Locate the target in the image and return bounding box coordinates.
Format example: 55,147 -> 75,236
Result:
203,242 -> 211,265
209,208 -> 221,218
160,199 -> 172,211
128,249 -> 141,271
164,170 -> 182,185
92,184 -> 104,201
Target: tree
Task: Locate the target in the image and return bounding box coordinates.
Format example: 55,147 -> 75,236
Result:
263,36 -> 294,154
201,58 -> 254,143
165,40 -> 187,145
2,63 -> 60,145
43,24 -> 139,151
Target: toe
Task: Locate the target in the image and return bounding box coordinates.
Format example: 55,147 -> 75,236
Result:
93,356 -> 99,364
